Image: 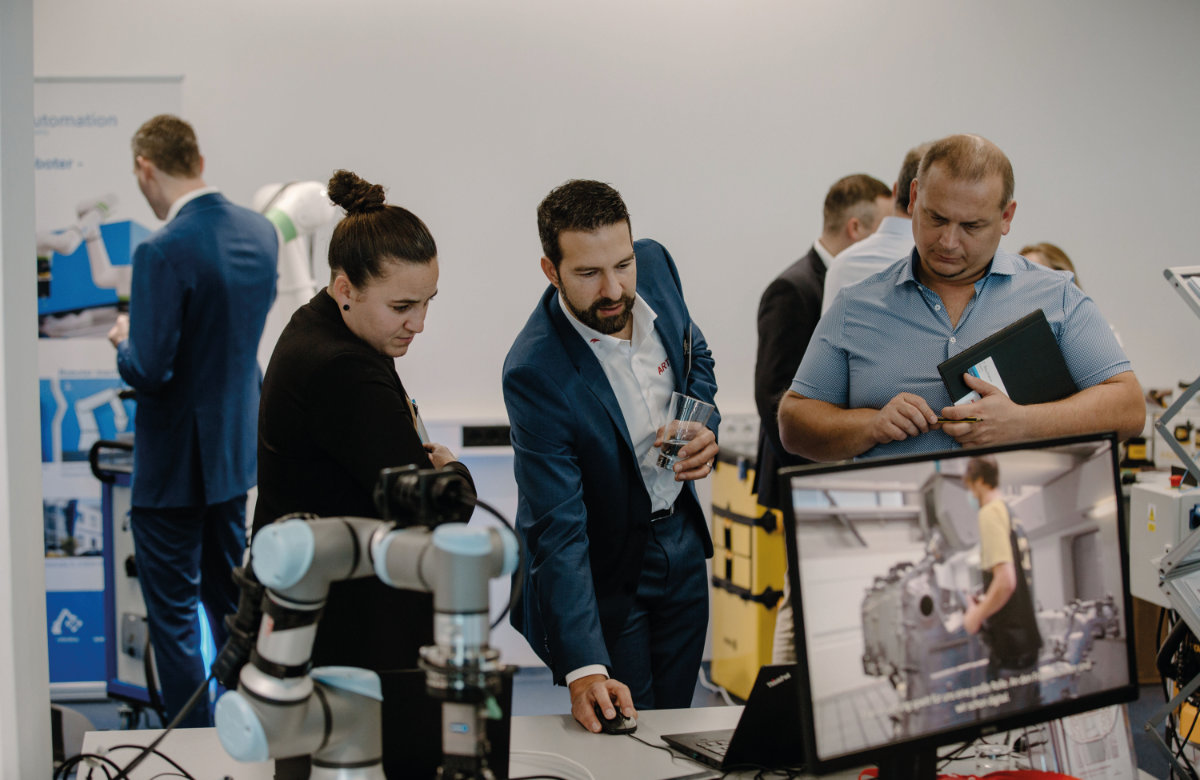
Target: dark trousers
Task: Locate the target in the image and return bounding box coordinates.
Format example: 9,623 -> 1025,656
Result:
986,657 -> 1042,716
130,495 -> 246,727
607,508 -> 709,709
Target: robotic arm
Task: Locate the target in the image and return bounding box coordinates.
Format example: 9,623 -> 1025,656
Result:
254,181 -> 341,370
214,468 -> 518,780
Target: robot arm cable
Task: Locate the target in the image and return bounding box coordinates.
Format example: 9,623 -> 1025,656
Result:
472,497 -> 524,632
108,669 -> 215,780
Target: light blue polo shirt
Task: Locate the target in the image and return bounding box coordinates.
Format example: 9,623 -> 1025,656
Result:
791,249 -> 1132,459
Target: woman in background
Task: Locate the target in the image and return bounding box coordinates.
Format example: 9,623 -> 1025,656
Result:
1021,241 -> 1081,288
1021,241 -> 1123,345
254,168 -> 473,672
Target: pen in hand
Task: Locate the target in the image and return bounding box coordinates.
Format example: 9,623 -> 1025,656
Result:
936,417 -> 981,423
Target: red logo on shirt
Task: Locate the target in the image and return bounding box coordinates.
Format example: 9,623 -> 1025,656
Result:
658,359 -> 670,375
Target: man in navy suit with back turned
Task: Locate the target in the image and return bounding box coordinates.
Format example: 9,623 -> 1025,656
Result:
107,114 -> 278,727
503,180 -> 719,733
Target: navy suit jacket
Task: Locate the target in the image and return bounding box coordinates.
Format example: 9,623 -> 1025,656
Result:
502,239 -> 718,684
117,192 -> 278,508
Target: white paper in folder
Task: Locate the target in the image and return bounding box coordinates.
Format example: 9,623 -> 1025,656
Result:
952,356 -> 1011,406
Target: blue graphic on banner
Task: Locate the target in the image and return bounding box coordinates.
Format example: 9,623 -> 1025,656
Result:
40,377 -> 135,463
46,589 -> 106,684
39,379 -> 56,463
38,220 -> 149,317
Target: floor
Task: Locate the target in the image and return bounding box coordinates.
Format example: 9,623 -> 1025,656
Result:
57,670 -> 1179,778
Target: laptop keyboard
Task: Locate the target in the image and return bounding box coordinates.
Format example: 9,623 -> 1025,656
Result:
696,737 -> 729,756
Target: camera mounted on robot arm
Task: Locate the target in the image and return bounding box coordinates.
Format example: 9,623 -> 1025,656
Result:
374,464 -> 476,526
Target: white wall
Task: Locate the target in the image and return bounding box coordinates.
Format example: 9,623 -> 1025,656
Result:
1,0 -> 52,775
31,0 -> 1200,421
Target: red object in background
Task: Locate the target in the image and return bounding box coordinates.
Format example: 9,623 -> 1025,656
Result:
857,771 -> 1079,780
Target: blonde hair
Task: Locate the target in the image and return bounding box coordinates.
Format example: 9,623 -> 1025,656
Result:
1020,242 -> 1080,288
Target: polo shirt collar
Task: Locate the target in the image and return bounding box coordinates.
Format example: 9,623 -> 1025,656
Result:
899,247 -> 1018,289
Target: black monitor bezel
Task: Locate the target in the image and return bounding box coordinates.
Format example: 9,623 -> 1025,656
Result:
778,431 -> 1138,775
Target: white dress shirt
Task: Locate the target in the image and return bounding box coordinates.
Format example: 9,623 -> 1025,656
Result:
559,292 -> 683,686
561,292 -> 682,513
822,216 -> 914,313
811,236 -> 834,270
165,185 -> 220,222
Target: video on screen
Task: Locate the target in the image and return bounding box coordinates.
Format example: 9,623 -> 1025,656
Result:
787,439 -> 1130,762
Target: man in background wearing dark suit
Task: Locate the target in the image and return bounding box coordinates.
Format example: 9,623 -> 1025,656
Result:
752,173 -> 890,510
108,115 -> 278,726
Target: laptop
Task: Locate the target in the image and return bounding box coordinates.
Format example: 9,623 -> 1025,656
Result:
662,664 -> 805,771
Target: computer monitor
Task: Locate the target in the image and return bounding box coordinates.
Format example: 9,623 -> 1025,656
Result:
779,432 -> 1137,778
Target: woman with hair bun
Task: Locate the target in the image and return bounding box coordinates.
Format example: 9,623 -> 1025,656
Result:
254,169 -> 473,676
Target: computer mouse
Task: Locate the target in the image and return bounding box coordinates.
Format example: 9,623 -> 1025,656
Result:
593,703 -> 637,735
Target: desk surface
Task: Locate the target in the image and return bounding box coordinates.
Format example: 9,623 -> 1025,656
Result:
81,706 -> 1153,780
79,706 -> 819,780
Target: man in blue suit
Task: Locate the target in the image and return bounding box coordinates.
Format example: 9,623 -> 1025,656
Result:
503,180 -> 719,733
107,115 -> 278,727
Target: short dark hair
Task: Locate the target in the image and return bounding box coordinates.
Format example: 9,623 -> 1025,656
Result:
131,114 -> 202,178
965,455 -> 1000,488
326,169 -> 437,288
918,134 -> 1014,210
822,174 -> 891,233
895,142 -> 933,212
537,180 -> 631,269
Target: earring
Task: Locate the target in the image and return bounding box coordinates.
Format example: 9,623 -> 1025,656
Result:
343,304 -> 350,311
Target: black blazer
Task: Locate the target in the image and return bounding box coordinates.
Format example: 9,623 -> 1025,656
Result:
255,289 -> 474,670
753,246 -> 824,509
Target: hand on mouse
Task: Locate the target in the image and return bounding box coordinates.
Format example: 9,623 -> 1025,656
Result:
569,673 -> 636,734
592,702 -> 637,734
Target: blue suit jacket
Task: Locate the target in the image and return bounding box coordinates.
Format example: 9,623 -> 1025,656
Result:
502,239 -> 718,684
117,192 -> 278,508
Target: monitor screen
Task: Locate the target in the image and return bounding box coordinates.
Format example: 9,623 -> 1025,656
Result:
779,433 -> 1137,776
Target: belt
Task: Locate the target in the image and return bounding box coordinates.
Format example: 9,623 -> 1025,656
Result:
650,504 -> 676,522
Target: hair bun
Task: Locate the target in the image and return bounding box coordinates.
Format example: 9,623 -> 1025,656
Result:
327,169 -> 386,214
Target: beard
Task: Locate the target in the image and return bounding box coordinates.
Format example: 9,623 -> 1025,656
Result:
567,293 -> 635,335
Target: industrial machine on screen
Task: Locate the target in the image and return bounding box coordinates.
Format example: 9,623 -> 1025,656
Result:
782,433 -> 1135,776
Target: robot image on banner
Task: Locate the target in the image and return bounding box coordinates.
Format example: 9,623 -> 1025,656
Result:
37,193 -> 126,296
38,194 -> 149,338
252,181 -> 339,369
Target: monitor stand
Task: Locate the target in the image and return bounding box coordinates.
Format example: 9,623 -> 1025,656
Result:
875,745 -> 938,780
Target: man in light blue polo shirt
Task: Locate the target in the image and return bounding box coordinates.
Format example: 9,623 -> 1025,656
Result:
779,133 -> 1144,462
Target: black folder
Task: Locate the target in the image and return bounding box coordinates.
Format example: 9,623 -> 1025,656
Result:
937,309 -> 1077,406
